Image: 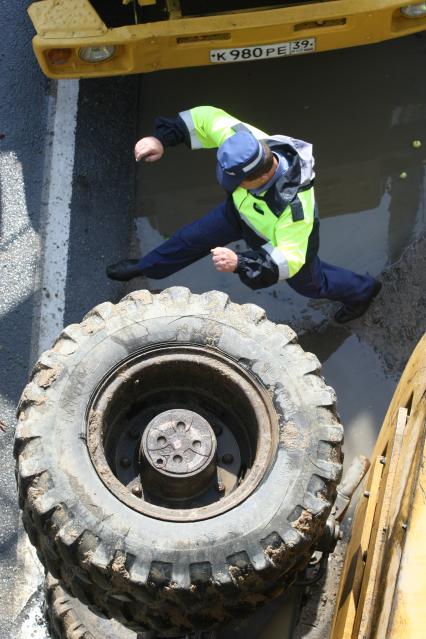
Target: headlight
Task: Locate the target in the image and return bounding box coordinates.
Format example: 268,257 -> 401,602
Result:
400,3 -> 426,16
78,46 -> 116,63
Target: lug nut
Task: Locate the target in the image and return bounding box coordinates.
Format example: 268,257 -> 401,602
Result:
216,481 -> 225,493
120,457 -> 131,468
222,453 -> 233,464
132,485 -> 142,497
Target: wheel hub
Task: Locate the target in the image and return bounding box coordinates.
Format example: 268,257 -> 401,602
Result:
139,409 -> 217,500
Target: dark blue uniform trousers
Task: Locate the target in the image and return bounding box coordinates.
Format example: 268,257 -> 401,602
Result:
138,202 -> 377,306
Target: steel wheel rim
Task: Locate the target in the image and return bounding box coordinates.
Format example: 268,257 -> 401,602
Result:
87,345 -> 278,522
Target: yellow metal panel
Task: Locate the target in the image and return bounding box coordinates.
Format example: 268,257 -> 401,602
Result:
330,334 -> 426,639
386,409 -> 426,637
356,408 -> 407,638
28,0 -> 107,38
28,1 -> 426,78
331,456 -> 385,639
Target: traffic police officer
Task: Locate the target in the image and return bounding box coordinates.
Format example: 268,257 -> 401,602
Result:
107,106 -> 381,323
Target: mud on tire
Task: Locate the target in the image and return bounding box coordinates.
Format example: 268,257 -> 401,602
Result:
15,288 -> 343,634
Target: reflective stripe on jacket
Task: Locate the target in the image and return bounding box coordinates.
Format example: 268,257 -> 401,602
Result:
179,106 -> 268,149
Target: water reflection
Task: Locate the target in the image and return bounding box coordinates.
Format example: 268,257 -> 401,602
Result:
135,107 -> 426,271
387,164 -> 425,264
300,330 -> 397,466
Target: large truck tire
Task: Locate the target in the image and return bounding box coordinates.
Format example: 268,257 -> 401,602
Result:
45,573 -> 214,639
45,573 -> 141,639
15,288 -> 343,635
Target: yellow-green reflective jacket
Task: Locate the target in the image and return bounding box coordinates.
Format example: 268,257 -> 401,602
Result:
154,106 -> 318,287
179,106 -> 315,279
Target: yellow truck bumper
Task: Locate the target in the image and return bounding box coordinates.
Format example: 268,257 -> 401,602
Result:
29,0 -> 426,79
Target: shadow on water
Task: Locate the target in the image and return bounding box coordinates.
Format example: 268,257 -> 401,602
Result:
131,34 -> 426,639
299,327 -> 397,469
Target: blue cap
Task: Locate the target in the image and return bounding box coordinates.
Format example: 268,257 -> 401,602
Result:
216,130 -> 266,192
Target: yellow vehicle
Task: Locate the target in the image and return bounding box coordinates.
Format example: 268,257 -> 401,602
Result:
29,1 -> 426,79
330,333 -> 426,639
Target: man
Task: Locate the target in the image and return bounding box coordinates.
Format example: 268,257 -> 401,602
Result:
107,106 -> 381,323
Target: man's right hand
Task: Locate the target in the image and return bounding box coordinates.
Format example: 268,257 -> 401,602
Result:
134,136 -> 164,162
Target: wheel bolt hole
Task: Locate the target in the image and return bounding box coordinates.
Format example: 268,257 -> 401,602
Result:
176,421 -> 186,432
173,455 -> 183,464
156,458 -> 164,465
157,436 -> 167,445
192,440 -> 201,450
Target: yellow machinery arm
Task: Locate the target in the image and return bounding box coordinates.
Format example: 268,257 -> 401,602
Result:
331,333 -> 426,639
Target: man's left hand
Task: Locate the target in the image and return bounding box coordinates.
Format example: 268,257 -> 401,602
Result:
211,247 -> 238,273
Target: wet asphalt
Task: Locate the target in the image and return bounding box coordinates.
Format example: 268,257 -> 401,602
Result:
0,5 -> 425,637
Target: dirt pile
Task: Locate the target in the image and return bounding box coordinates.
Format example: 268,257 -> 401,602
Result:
358,230 -> 426,374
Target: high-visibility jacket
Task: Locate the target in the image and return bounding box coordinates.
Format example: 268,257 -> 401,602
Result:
153,106 -> 319,290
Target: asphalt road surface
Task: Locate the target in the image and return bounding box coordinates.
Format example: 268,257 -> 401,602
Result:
0,5 -> 425,637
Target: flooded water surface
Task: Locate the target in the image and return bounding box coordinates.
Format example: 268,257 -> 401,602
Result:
131,33 -> 426,638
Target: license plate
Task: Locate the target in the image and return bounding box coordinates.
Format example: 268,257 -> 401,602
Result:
210,38 -> 315,64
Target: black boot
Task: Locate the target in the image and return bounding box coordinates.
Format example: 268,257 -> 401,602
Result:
334,280 -> 382,324
106,259 -> 144,281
